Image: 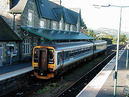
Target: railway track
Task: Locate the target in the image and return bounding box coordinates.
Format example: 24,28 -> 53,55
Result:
56,45 -> 124,97
2,44 -> 122,97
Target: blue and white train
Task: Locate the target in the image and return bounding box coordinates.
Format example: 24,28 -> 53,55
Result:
32,40 -> 107,79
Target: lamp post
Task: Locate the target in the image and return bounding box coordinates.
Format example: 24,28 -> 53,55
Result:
93,4 -> 129,97
126,45 -> 129,69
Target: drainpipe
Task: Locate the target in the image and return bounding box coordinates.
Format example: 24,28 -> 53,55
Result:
13,13 -> 16,30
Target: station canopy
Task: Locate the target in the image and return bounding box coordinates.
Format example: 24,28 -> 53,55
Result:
0,16 -> 21,41
21,26 -> 94,41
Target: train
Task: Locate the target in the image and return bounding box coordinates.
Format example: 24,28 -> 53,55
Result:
32,40 -> 107,79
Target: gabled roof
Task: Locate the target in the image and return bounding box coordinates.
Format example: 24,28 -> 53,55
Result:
21,26 -> 94,41
10,0 -> 82,25
35,0 -> 58,21
63,8 -> 79,24
35,0 -> 81,24
0,16 -> 21,41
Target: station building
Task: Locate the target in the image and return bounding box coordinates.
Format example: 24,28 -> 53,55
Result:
0,16 -> 21,66
0,0 -> 94,66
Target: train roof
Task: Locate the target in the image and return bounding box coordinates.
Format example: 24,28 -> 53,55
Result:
93,40 -> 107,43
38,40 -> 107,51
40,41 -> 93,50
94,40 -> 107,45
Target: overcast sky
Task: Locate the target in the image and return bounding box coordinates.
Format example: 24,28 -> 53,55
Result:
62,0 -> 129,32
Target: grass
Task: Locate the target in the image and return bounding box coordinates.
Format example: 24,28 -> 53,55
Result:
36,83 -> 59,94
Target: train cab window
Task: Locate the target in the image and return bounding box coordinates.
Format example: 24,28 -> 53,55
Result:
34,48 -> 39,62
48,49 -> 54,64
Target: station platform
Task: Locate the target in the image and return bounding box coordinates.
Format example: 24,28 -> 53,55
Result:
0,62 -> 33,81
77,47 -> 129,97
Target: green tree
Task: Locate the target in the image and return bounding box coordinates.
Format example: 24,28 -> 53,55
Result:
84,29 -> 96,38
112,34 -> 128,44
120,34 -> 128,44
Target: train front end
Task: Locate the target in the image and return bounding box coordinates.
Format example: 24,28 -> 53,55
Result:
32,46 -> 55,79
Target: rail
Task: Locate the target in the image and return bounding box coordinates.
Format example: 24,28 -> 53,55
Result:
56,45 -> 124,97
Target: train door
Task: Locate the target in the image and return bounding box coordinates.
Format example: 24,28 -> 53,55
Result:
39,48 -> 48,71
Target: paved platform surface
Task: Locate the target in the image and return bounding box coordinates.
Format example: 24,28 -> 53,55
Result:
77,48 -> 129,97
0,62 -> 31,75
0,62 -> 33,81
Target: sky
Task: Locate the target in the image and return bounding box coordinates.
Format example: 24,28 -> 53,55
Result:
62,0 -> 129,32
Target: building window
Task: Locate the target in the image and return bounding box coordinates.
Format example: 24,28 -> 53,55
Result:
59,21 -> 64,30
40,19 -> 46,28
23,39 -> 31,55
28,10 -> 34,27
70,25 -> 73,31
70,25 -> 77,31
73,25 -> 77,31
59,17 -> 63,30
52,21 -> 58,30
47,19 -> 51,29
77,22 -> 80,32
65,23 -> 70,31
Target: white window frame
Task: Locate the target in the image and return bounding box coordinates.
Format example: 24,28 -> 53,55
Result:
77,22 -> 80,32
52,21 -> 58,30
40,19 -> 46,28
70,25 -> 74,31
28,10 -> 34,27
59,17 -> 63,30
47,19 -> 51,29
65,23 -> 70,31
73,25 -> 77,32
23,38 -> 31,55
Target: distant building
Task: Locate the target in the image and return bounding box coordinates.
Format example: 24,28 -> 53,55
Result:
0,0 -> 93,64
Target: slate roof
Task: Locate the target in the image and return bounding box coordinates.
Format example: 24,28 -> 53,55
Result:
10,0 -> 82,24
35,0 -> 58,21
21,26 -> 94,41
0,16 -> 21,41
35,0 -> 81,24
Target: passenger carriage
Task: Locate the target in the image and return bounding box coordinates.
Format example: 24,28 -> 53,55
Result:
32,40 -> 107,79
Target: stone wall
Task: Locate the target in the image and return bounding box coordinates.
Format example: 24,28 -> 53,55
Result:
21,0 -> 40,27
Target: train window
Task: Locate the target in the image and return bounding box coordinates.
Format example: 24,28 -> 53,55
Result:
57,52 -> 63,65
64,51 -> 68,60
48,49 -> 54,64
